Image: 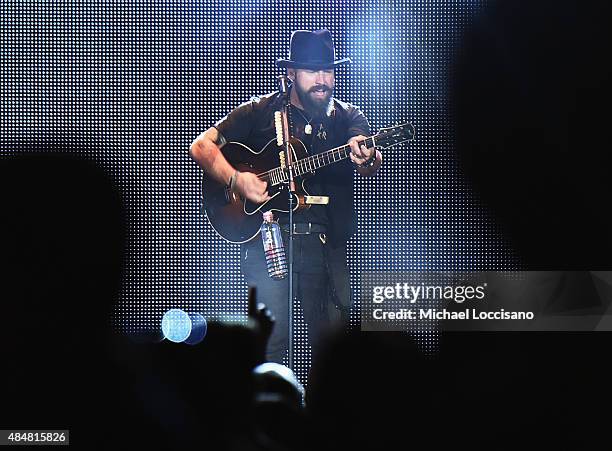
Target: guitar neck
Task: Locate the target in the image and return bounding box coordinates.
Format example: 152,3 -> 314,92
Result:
260,135 -> 378,185
294,136 -> 378,176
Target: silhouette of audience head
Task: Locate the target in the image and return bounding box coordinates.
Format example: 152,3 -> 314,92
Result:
253,362 -> 305,407
1,148 -> 126,431
249,363 -> 306,450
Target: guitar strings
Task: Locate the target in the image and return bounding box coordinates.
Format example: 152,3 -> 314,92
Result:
255,143 -> 353,184
254,134 -> 385,185
253,128 -> 408,183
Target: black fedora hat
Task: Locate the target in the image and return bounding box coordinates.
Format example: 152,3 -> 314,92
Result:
276,29 -> 351,70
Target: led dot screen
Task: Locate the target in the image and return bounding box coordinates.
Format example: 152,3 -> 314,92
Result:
1,0 -> 518,382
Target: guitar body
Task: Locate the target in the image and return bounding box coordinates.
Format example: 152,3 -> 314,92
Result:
202,138 -> 313,243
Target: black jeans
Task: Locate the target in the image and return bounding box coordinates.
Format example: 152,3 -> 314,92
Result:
240,231 -> 352,364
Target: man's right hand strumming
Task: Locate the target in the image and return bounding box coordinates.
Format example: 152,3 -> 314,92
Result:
233,171 -> 270,203
189,127 -> 269,204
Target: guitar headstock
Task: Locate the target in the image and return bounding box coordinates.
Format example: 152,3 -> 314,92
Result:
375,122 -> 416,149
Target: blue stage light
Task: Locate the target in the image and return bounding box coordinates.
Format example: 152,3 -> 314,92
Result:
185,312 -> 208,345
161,309 -> 192,343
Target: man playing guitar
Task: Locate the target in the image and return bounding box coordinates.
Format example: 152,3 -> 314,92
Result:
190,29 -> 381,363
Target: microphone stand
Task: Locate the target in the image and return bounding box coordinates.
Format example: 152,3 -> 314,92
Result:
277,75 -> 295,370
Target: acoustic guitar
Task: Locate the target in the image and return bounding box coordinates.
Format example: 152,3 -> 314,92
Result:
202,122 -> 415,243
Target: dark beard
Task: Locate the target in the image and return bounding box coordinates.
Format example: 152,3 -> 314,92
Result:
294,83 -> 334,117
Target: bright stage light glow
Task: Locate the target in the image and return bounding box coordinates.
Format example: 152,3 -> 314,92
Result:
161,309 -> 192,343
185,312 -> 208,345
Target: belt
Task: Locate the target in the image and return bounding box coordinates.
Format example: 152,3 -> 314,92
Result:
280,222 -> 327,235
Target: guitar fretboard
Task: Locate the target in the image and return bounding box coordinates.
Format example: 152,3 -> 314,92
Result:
260,136 -> 376,186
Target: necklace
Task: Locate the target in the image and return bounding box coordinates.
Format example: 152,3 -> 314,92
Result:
293,106 -> 313,134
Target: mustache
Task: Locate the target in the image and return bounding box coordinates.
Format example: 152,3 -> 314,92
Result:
309,85 -> 331,93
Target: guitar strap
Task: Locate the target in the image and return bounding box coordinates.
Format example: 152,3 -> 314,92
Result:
288,103 -> 334,208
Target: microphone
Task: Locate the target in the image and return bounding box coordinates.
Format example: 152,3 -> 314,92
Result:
277,75 -> 289,96
275,76 -> 289,146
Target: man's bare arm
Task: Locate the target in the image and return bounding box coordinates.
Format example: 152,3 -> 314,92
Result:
189,127 -> 270,202
189,127 -> 234,185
